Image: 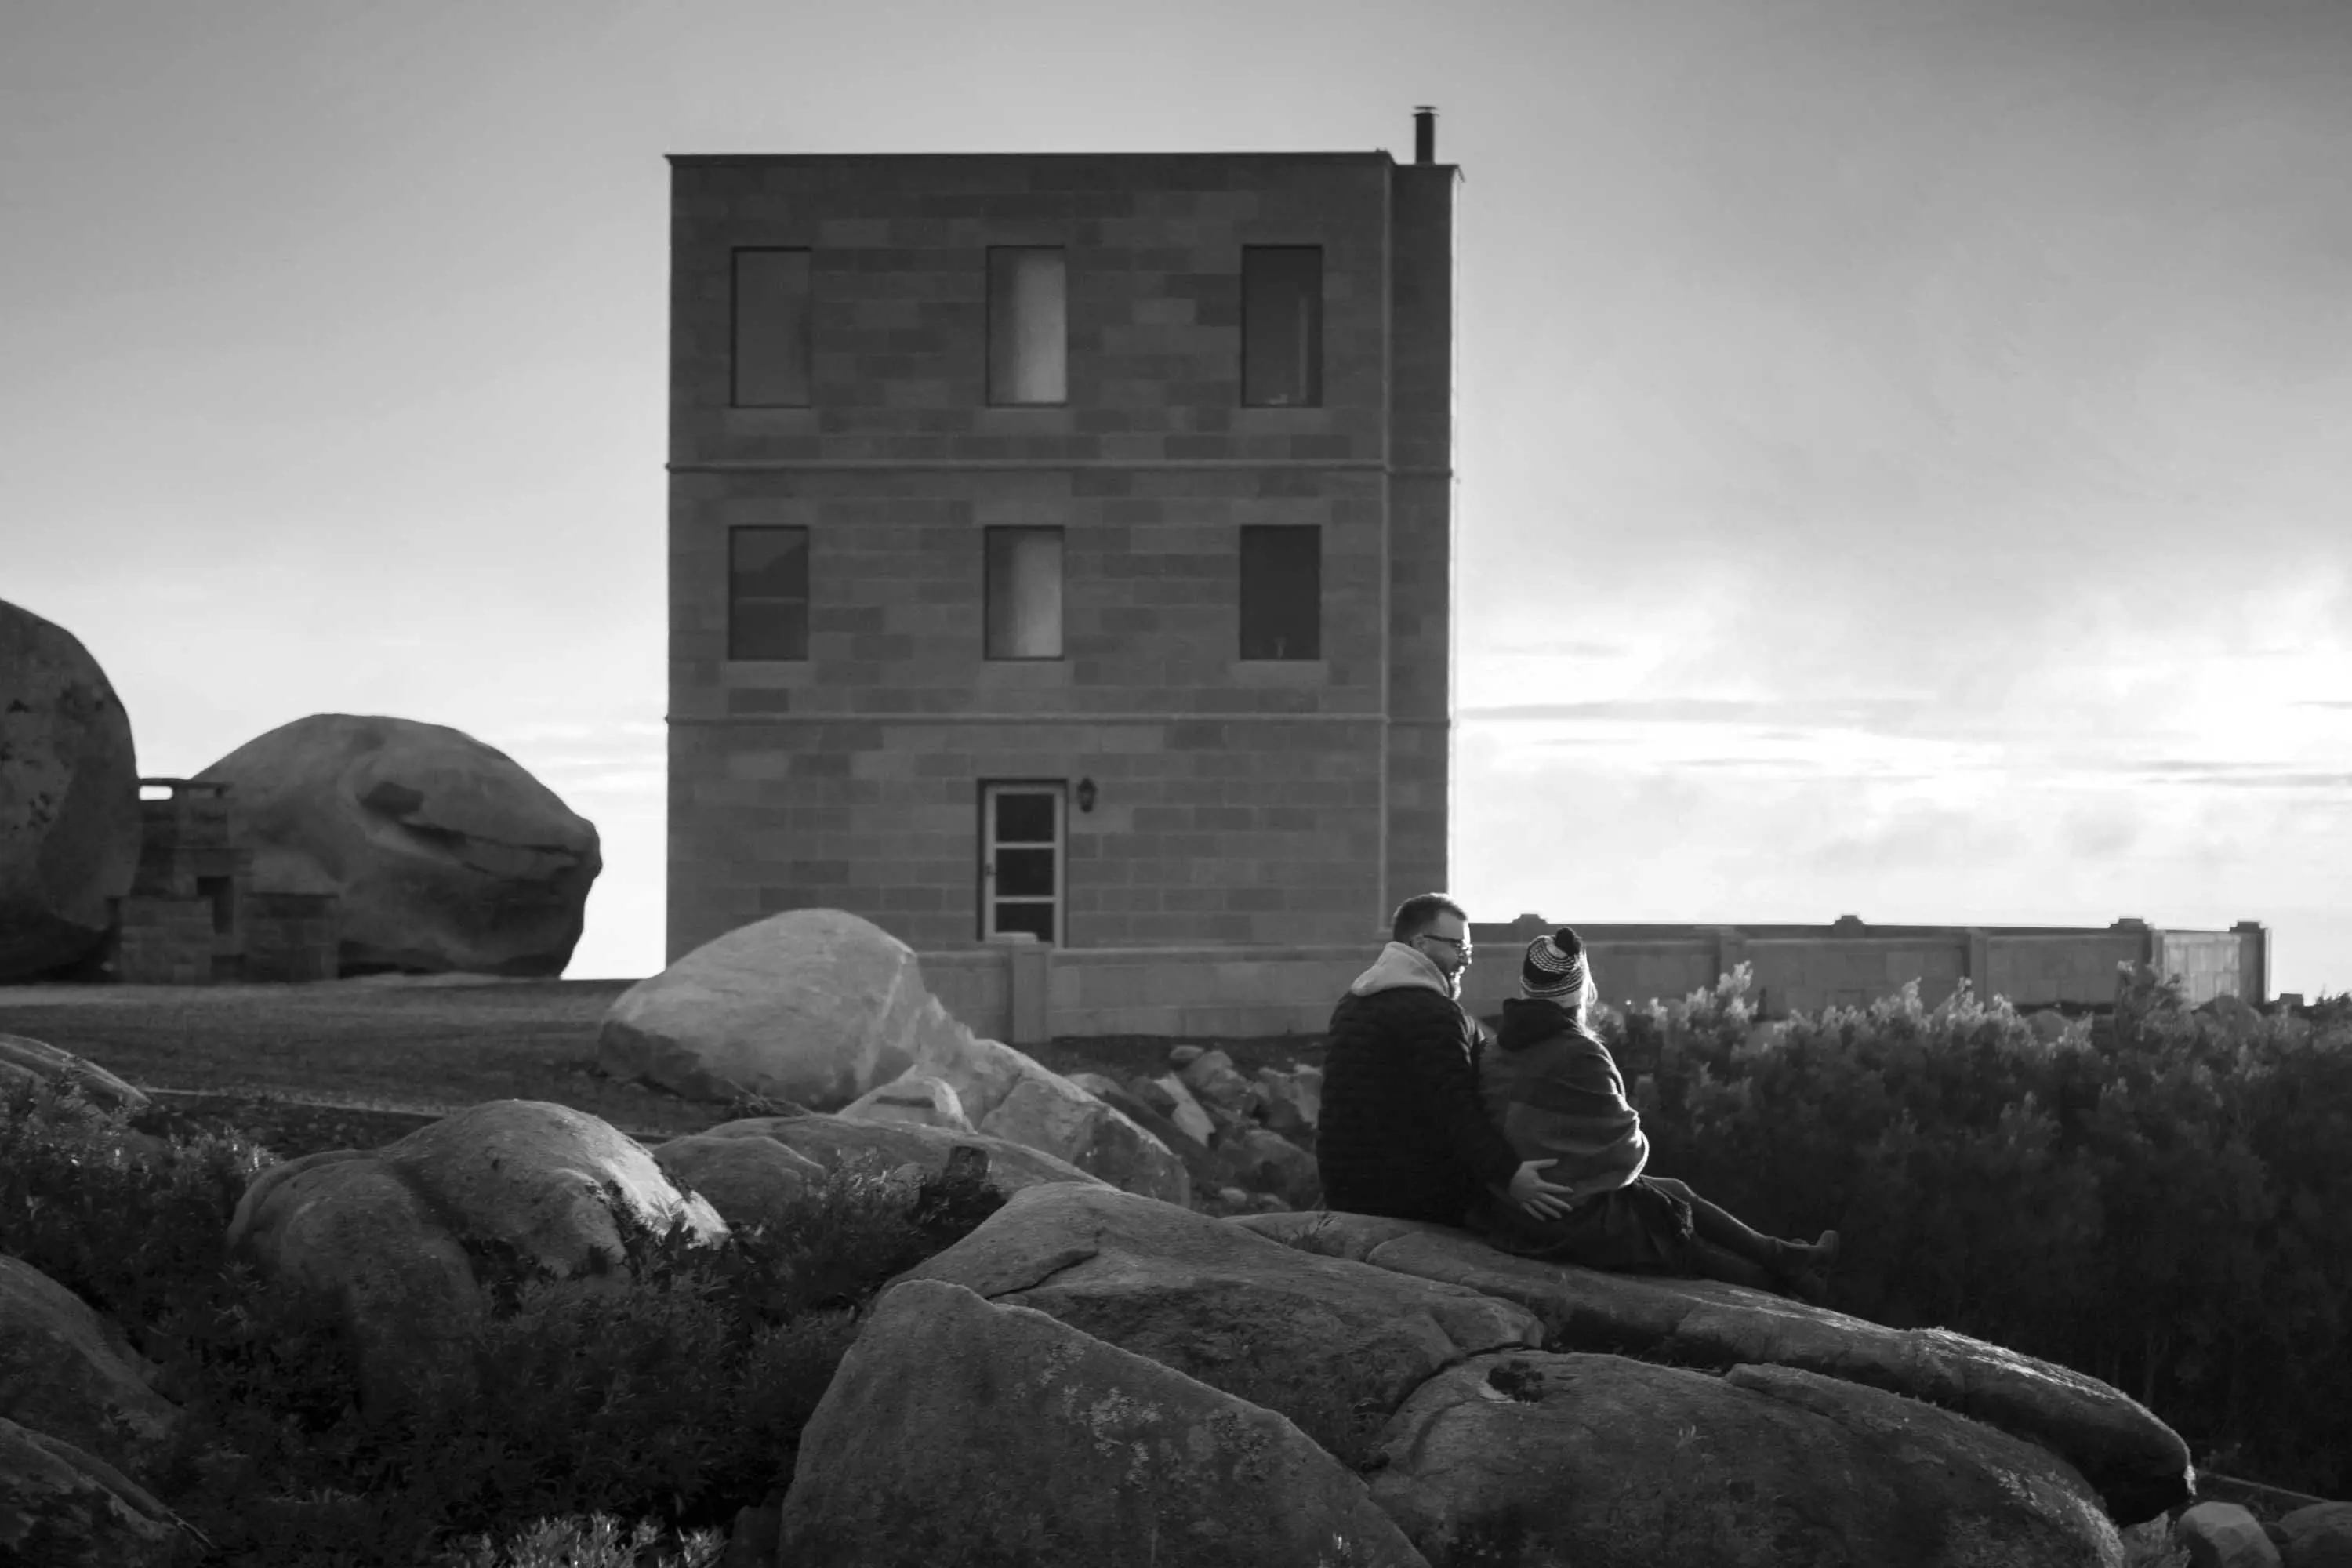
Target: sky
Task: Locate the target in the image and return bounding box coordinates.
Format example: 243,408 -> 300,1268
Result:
5,0 -> 2348,997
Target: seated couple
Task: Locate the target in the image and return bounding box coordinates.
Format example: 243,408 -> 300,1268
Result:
1316,895 -> 1840,1303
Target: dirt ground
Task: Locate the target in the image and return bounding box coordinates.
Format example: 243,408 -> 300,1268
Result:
0,975 -> 1324,1160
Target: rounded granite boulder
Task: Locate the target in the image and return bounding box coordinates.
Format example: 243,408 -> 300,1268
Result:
196,713 -> 600,976
0,598 -> 141,981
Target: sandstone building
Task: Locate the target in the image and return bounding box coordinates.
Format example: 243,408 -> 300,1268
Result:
666,114 -> 1460,975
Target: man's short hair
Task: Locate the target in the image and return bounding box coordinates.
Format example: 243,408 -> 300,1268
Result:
1391,893 -> 1468,943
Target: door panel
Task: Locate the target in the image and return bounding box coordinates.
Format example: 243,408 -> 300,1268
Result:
982,782 -> 1064,944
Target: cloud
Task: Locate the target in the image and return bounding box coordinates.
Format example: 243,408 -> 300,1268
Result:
1465,637 -> 1632,660
1458,697 -> 1929,730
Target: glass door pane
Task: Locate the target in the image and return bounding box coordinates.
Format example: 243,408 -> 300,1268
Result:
982,784 -> 1063,944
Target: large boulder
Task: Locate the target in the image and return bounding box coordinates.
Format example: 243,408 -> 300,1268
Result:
0,599 -> 140,981
598,909 -> 969,1109
195,713 -> 599,976
1235,1209 -> 2193,1525
2279,1502 -> 2352,1567
227,1099 -> 726,1416
0,1256 -> 182,1487
776,1278 -> 1430,1568
901,1183 -> 1541,1463
1368,1352 -> 2122,1567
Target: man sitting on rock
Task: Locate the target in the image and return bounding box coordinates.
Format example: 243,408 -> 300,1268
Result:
1474,927 -> 1841,1302
1317,894 -> 1581,1228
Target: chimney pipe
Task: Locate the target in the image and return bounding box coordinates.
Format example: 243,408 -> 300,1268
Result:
1414,106 -> 1436,165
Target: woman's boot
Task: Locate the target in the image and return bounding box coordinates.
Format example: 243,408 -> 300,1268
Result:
1768,1231 -> 1841,1304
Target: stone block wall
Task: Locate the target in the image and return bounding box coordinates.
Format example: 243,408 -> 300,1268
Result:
116,897 -> 217,985
243,893 -> 339,982
667,151 -> 1454,961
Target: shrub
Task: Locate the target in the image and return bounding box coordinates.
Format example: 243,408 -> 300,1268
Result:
1609,964 -> 2352,1497
0,1078 -> 1009,1568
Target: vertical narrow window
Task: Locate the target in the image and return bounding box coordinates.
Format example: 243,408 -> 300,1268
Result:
988,247 -> 1068,405
728,526 -> 810,661
985,527 -> 1065,659
1241,245 -> 1323,407
732,249 -> 811,407
1239,524 -> 1321,660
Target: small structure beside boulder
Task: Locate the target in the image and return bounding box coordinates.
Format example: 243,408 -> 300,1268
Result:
107,778 -> 341,985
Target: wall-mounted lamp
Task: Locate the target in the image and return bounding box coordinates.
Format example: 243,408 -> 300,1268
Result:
1075,777 -> 1098,813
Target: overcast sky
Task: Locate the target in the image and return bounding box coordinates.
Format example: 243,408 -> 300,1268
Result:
6,0 -> 2347,998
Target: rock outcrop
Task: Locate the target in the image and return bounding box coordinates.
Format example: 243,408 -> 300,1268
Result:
901,1184 -> 1541,1460
0,1413 -> 184,1568
225,1099 -> 726,1416
2174,1501 -> 2283,1568
0,1032 -> 151,1118
776,1278 -> 1431,1568
0,598 -> 141,981
196,713 -> 599,976
1369,1352 -> 2122,1566
598,909 -> 964,1109
906,1029 -> 1189,1204
0,1255 -> 183,1489
4,1033 -> 2254,1567
602,909 -> 1189,1203
837,1073 -> 973,1132
2279,1501 -> 2352,1566
649,1111 -> 1105,1222
1236,1208 -> 2193,1525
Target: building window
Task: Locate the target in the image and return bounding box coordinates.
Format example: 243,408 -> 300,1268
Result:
728,527 -> 809,661
985,527 -> 1064,659
732,249 -> 811,407
1239,524 -> 1320,660
988,247 -> 1068,405
1242,246 -> 1323,408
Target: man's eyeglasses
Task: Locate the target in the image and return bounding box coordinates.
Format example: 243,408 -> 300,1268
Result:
1422,934 -> 1474,960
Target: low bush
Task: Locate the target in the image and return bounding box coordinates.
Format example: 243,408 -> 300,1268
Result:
0,1076 -> 1007,1567
1607,964 -> 2352,1497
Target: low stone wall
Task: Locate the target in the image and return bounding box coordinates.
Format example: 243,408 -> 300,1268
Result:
920,916 -> 2271,1041
921,942 -> 1367,1044
1462,918 -> 2267,1021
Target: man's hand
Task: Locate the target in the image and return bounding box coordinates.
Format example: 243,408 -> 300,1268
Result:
1507,1159 -> 1579,1221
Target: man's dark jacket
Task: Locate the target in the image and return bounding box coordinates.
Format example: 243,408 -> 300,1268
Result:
1316,942 -> 1522,1225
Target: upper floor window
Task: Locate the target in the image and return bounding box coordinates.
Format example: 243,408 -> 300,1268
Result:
1239,524 -> 1320,660
732,249 -> 811,407
985,527 -> 1065,659
988,248 -> 1069,405
728,526 -> 809,660
1242,246 -> 1323,408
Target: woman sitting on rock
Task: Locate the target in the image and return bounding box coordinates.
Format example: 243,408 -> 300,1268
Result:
1473,927 -> 1841,1303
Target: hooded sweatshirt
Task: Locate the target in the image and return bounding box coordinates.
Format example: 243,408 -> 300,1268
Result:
1316,942 -> 1523,1225
1478,996 -> 1650,1203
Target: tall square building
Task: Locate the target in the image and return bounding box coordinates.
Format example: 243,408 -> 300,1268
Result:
666,121 -> 1458,967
